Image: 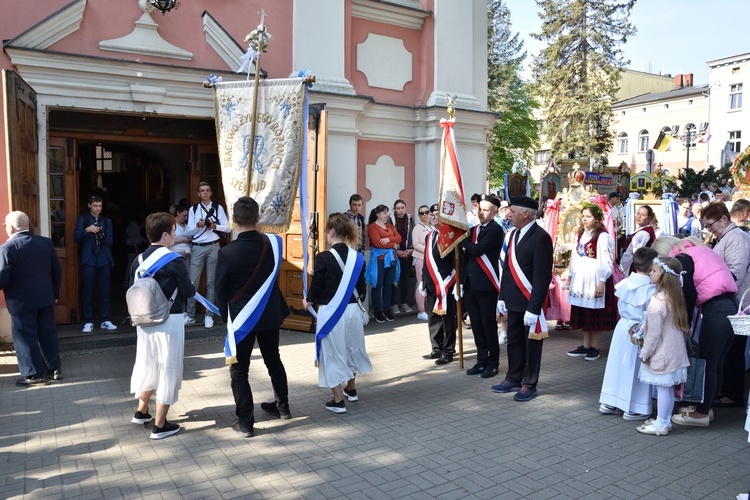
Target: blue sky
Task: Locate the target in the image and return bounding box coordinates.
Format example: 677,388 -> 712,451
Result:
504,0 -> 750,84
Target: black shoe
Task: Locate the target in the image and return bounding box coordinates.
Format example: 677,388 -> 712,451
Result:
260,401 -> 292,420
480,366 -> 499,379
343,389 -> 358,402
373,311 -> 387,323
567,345 -> 589,357
232,419 -> 254,438
423,351 -> 441,360
131,410 -> 153,425
435,355 -> 454,365
384,310 -> 395,322
466,364 -> 485,376
150,421 -> 181,440
15,376 -> 48,387
325,399 -> 347,414
584,348 -> 600,361
46,369 -> 63,381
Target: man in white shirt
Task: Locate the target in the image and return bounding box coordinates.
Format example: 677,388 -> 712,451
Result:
185,182 -> 231,328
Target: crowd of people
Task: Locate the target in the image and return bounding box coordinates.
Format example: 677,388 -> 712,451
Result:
1,183 -> 748,443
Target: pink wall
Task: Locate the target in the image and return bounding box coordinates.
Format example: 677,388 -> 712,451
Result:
358,140 -> 415,216
0,0 -> 294,78
349,13 -> 434,106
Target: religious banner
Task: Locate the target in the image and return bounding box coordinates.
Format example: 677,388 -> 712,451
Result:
213,78 -> 308,233
437,118 -> 469,258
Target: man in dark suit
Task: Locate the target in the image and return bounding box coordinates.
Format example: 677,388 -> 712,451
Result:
420,204 -> 457,365
461,194 -> 504,378
492,196 -> 553,402
73,194 -> 116,333
216,197 -> 291,438
0,211 -> 62,386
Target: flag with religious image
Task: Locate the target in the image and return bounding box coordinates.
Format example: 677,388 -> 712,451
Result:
213,78 -> 308,233
436,118 -> 469,258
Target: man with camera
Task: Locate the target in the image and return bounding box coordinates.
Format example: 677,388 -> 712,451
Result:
185,181 -> 230,328
74,194 -> 116,333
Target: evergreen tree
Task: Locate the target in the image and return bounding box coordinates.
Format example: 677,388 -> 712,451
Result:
487,0 -> 540,187
532,0 -> 636,160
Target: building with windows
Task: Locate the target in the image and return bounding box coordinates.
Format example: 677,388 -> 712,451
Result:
707,52 -> 749,167
0,0 -> 494,336
610,74 -> 709,176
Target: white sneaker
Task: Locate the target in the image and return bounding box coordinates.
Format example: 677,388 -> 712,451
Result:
417,312 -> 428,321
184,317 -> 195,326
101,321 -> 118,331
204,316 -> 214,329
82,322 -> 94,333
498,331 -> 508,345
400,304 -> 412,313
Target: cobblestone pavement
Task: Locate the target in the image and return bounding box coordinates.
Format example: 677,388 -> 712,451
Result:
1,316 -> 749,499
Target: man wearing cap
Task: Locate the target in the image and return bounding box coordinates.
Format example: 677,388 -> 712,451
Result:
461,194 -> 504,378
492,196 -> 553,401
420,204 -> 457,365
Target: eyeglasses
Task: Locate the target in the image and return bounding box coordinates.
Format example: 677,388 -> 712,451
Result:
418,211 -> 430,216
703,219 -> 718,229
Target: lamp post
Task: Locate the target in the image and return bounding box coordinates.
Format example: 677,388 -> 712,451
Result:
683,126 -> 696,170
149,0 -> 178,14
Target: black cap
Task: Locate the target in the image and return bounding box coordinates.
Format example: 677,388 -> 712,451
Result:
429,203 -> 439,213
510,196 -> 538,210
479,194 -> 501,208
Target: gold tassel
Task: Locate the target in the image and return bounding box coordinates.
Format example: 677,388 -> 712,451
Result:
528,332 -> 549,340
225,356 -> 237,365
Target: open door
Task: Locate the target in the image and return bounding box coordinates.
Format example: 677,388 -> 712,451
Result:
281,105 -> 327,332
3,70 -> 39,232
47,137 -> 81,324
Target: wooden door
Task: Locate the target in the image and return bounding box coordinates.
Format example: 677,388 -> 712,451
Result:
3,70 -> 39,232
281,105 -> 327,332
47,137 -> 80,324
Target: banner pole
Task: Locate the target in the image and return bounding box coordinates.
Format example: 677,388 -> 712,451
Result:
244,23 -> 266,196
453,248 -> 464,369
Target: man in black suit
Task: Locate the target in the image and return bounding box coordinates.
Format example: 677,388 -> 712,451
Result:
420,204 -> 457,365
216,197 -> 291,438
492,196 -> 553,402
461,194 -> 504,378
0,211 -> 62,386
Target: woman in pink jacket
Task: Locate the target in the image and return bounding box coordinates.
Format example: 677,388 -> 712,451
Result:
651,236 -> 738,428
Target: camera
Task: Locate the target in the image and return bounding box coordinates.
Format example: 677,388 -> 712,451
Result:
204,213 -> 219,228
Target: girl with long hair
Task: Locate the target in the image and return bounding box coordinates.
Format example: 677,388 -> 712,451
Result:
636,257 -> 690,436
566,203 -> 618,361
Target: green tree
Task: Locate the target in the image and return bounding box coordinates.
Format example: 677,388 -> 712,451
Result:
486,0 -> 540,187
532,0 -> 636,159
677,165 -> 731,197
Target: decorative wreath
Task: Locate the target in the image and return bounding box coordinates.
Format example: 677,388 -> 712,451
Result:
731,144 -> 750,185
245,28 -> 272,53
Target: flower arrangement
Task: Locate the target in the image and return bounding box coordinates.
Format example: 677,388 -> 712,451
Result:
731,144 -> 750,185
245,28 -> 272,53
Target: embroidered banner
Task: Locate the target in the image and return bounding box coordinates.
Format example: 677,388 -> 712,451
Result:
213,78 -> 308,233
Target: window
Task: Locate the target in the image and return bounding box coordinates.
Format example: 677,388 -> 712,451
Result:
732,67 -> 740,74
664,104 -> 669,109
638,130 -> 649,153
534,150 -> 549,165
730,83 -> 743,110
95,144 -> 113,173
617,132 -> 628,154
730,130 -> 742,153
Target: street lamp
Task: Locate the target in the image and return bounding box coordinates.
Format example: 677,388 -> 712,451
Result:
683,125 -> 697,170
149,0 -> 179,14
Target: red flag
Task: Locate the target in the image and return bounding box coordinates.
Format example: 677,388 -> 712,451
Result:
437,118 -> 469,257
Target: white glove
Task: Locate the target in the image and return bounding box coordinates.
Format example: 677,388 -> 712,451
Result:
496,300 -> 507,316
523,311 -> 539,327
418,281 -> 427,297
453,284 -> 463,301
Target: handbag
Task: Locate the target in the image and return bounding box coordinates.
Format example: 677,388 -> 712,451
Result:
330,249 -> 369,326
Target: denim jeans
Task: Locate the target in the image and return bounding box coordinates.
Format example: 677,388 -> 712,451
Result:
81,264 -> 111,322
371,259 -> 396,313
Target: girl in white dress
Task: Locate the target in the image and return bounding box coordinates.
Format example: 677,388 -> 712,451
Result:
566,203 -> 618,361
599,247 -> 658,420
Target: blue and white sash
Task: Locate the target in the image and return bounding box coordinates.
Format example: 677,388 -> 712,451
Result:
315,248 -> 364,361
224,234 -> 283,364
136,247 -> 181,279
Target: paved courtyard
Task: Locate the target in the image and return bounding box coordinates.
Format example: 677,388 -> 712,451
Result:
1,316 -> 749,499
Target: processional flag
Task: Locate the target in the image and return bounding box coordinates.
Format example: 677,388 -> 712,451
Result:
653,130 -> 672,152
213,78 -> 309,233
437,118 -> 469,258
